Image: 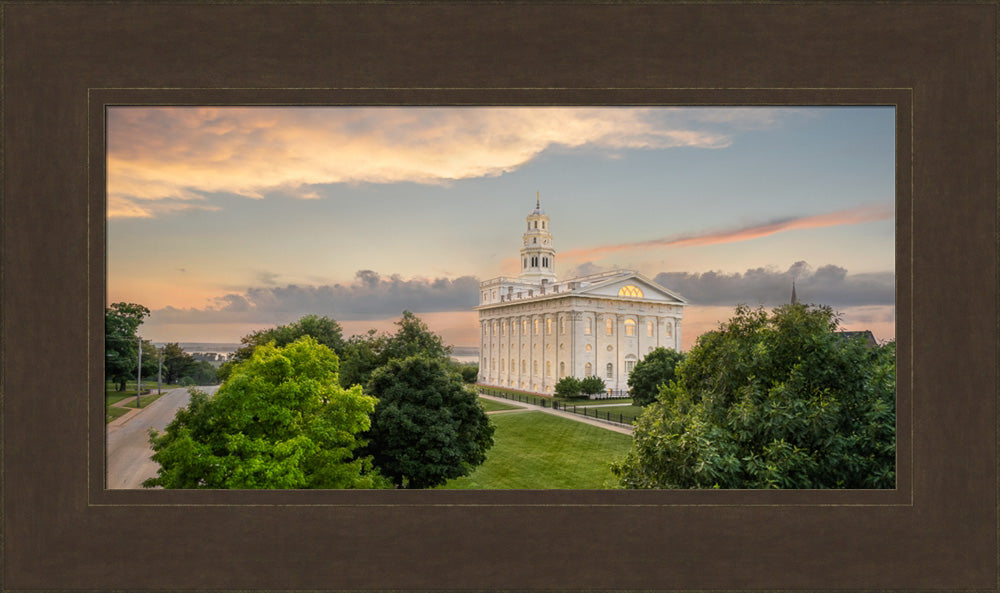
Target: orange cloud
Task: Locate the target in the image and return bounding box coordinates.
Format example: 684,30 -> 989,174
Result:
107,107 -> 734,218
560,205 -> 893,262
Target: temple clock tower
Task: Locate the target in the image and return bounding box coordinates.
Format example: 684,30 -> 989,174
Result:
519,192 -> 557,284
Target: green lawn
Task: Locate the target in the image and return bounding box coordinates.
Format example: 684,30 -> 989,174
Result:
105,405 -> 131,423
120,391 -> 168,408
478,397 -> 523,412
440,411 -> 632,489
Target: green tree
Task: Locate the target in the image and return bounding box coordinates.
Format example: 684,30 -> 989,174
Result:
579,376 -> 606,396
612,304 -> 896,489
362,355 -> 494,489
554,376 -> 582,399
185,360 -> 219,385
231,314 -> 346,365
105,302 -> 150,391
339,311 -> 453,389
144,337 -> 388,489
458,364 -> 479,384
338,329 -> 388,389
161,342 -> 195,384
627,347 -> 686,406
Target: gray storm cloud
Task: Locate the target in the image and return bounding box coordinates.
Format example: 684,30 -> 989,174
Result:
153,270 -> 480,324
654,261 -> 894,307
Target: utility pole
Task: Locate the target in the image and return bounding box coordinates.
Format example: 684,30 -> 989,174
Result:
136,337 -> 142,408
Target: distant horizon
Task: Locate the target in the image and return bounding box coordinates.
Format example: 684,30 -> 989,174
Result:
109,106 -> 896,350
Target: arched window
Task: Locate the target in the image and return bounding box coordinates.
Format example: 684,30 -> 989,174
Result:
500,359 -> 505,372
625,355 -> 637,375
647,320 -> 654,337
522,319 -> 528,334
606,363 -> 614,378
523,258 -> 527,269
664,321 -> 673,337
521,359 -> 526,373
546,361 -> 551,376
501,321 -> 506,336
534,319 -> 539,334
585,318 -> 592,335
560,361 -> 565,377
533,360 -> 539,374
546,318 -> 552,334
606,318 -> 614,335
542,257 -> 548,267
534,221 -> 538,229
585,362 -> 592,377
618,285 -> 644,298
560,317 -> 566,334
511,358 -> 515,373
542,221 -> 545,229
624,319 -> 636,336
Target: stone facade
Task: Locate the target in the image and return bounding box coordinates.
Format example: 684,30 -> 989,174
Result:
476,198 -> 686,395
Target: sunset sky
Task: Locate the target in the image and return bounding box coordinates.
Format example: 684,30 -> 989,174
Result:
107,106 -> 896,350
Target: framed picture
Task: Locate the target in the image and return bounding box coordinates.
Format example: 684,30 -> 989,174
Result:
4,2 -> 996,591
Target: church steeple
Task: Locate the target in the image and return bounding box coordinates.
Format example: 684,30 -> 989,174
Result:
519,192 -> 557,284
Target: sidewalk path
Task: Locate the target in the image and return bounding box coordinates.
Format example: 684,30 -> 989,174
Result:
477,393 -> 634,435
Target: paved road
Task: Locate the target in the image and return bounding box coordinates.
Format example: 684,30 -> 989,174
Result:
106,385 -> 219,489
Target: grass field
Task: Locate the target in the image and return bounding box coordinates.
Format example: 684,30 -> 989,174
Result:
478,397 -> 523,412
441,411 -> 632,489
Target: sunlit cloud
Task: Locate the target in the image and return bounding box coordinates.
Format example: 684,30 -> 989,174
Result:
107,107 -> 741,218
560,205 -> 893,262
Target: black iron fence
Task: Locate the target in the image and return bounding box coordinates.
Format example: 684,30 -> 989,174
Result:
588,390 -> 630,400
558,404 -> 641,427
477,386 -> 553,408
476,384 -> 638,428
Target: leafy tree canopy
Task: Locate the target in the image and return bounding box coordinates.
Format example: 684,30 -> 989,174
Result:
627,347 -> 686,406
579,375 -> 606,396
339,311 -> 452,389
145,337 -> 388,489
612,304 -> 895,489
554,376 -> 582,399
105,302 -> 150,391
161,343 -> 219,385
363,355 -> 494,489
230,314 -> 346,365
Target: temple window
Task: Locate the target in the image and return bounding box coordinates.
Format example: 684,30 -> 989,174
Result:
624,319 -> 636,336
618,285 -> 644,298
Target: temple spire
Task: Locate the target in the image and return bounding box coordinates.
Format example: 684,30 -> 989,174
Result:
536,190 -> 540,209
791,281 -> 798,305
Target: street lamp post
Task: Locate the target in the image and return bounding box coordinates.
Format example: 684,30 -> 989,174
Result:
136,337 -> 142,408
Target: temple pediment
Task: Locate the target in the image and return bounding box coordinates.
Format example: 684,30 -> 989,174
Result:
572,272 -> 687,305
